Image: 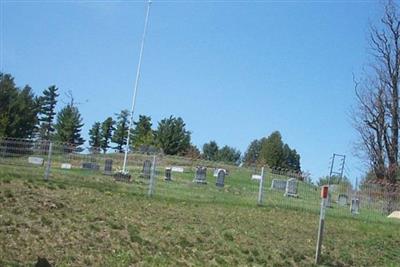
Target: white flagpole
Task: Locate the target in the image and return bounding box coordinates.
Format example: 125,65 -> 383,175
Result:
122,0 -> 152,173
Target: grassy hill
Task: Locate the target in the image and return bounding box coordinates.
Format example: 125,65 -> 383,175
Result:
0,164 -> 400,266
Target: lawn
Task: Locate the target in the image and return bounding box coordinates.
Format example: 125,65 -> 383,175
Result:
0,164 -> 399,266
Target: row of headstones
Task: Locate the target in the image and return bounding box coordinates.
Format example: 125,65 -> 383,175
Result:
269,178 -> 360,214
27,156 -> 112,173
165,166 -> 226,188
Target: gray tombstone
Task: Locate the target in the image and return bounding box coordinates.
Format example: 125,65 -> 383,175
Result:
350,198 -> 360,214
284,178 -> 298,198
164,167 -> 172,181
104,159 -> 113,175
271,179 -> 287,191
142,160 -> 152,179
193,166 -> 207,184
216,169 -> 226,188
82,162 -> 100,170
114,172 -> 131,183
337,194 -> 348,207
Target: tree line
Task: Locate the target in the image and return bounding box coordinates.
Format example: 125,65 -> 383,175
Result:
0,72 -> 302,169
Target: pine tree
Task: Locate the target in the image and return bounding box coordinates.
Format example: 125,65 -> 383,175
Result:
154,116 -> 190,155
0,73 -> 39,138
112,110 -> 129,153
38,85 -> 59,140
54,103 -> 85,150
88,122 -> 101,153
131,115 -> 154,150
202,141 -> 219,161
100,117 -> 114,153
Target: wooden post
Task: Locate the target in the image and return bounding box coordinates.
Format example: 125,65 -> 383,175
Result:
148,155 -> 156,196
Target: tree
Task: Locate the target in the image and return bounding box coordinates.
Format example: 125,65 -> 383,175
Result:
0,73 -> 39,139
243,139 -> 262,165
260,131 -> 285,167
112,110 -> 129,153
282,144 -> 301,171
217,145 -> 241,165
154,116 -> 191,155
100,117 -> 114,154
38,85 -> 59,140
353,0 -> 400,183
88,122 -> 101,153
182,144 -> 201,159
131,115 -> 154,150
202,141 -> 219,161
54,102 -> 84,149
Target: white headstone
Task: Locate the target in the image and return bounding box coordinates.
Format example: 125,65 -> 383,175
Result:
61,163 -> 72,169
350,198 -> 360,214
213,168 -> 226,177
251,174 -> 262,181
337,194 -> 348,207
28,157 -> 44,165
171,166 -> 184,173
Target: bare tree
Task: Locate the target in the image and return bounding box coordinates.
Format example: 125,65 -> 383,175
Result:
354,0 -> 400,183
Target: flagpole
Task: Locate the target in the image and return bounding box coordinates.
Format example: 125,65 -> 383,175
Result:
123,0 -> 152,173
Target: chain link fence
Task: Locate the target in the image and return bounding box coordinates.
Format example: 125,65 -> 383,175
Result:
0,137 -> 398,222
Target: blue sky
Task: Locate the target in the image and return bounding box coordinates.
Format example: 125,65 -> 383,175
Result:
1,0 -> 383,183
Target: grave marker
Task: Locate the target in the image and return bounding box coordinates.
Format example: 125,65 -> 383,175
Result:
82,162 -> 100,170
142,160 -> 152,179
350,198 -> 360,214
104,159 -> 113,175
216,169 -> 226,187
28,156 -> 44,165
337,194 -> 348,206
284,178 -> 298,197
193,166 -> 207,184
271,179 -> 287,191
171,166 -> 184,173
61,163 -> 72,169
165,167 -> 172,181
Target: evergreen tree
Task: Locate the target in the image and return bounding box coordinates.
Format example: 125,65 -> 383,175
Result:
154,116 -> 190,155
217,145 -> 241,165
54,102 -> 85,149
38,85 -> 59,140
243,139 -> 263,165
88,122 -> 101,153
183,144 -> 201,159
100,117 -> 114,153
131,115 -> 154,150
202,141 -> 219,161
0,73 -> 39,138
112,110 -> 129,153
260,131 -> 284,167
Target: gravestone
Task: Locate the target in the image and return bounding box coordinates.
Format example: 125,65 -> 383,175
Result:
141,160 -> 152,179
193,166 -> 207,184
28,156 -> 44,165
337,194 -> 348,206
164,167 -> 172,181
114,172 -> 131,183
216,169 -> 226,188
104,159 -> 113,175
350,198 -> 360,214
271,179 -> 287,191
171,166 -> 184,173
82,162 -> 100,170
61,163 -> 72,169
251,174 -> 262,181
284,178 -> 298,197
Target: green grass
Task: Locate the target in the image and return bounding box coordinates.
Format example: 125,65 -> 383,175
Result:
0,164 -> 399,266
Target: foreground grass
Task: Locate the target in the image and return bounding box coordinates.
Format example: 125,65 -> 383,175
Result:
0,168 -> 400,266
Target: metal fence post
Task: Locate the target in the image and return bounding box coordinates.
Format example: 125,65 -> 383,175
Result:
44,142 -> 53,181
315,185 -> 329,264
148,155 -> 156,196
257,166 -> 265,205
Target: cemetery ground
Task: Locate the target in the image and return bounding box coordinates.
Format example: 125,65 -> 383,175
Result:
1,166 -> 400,266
